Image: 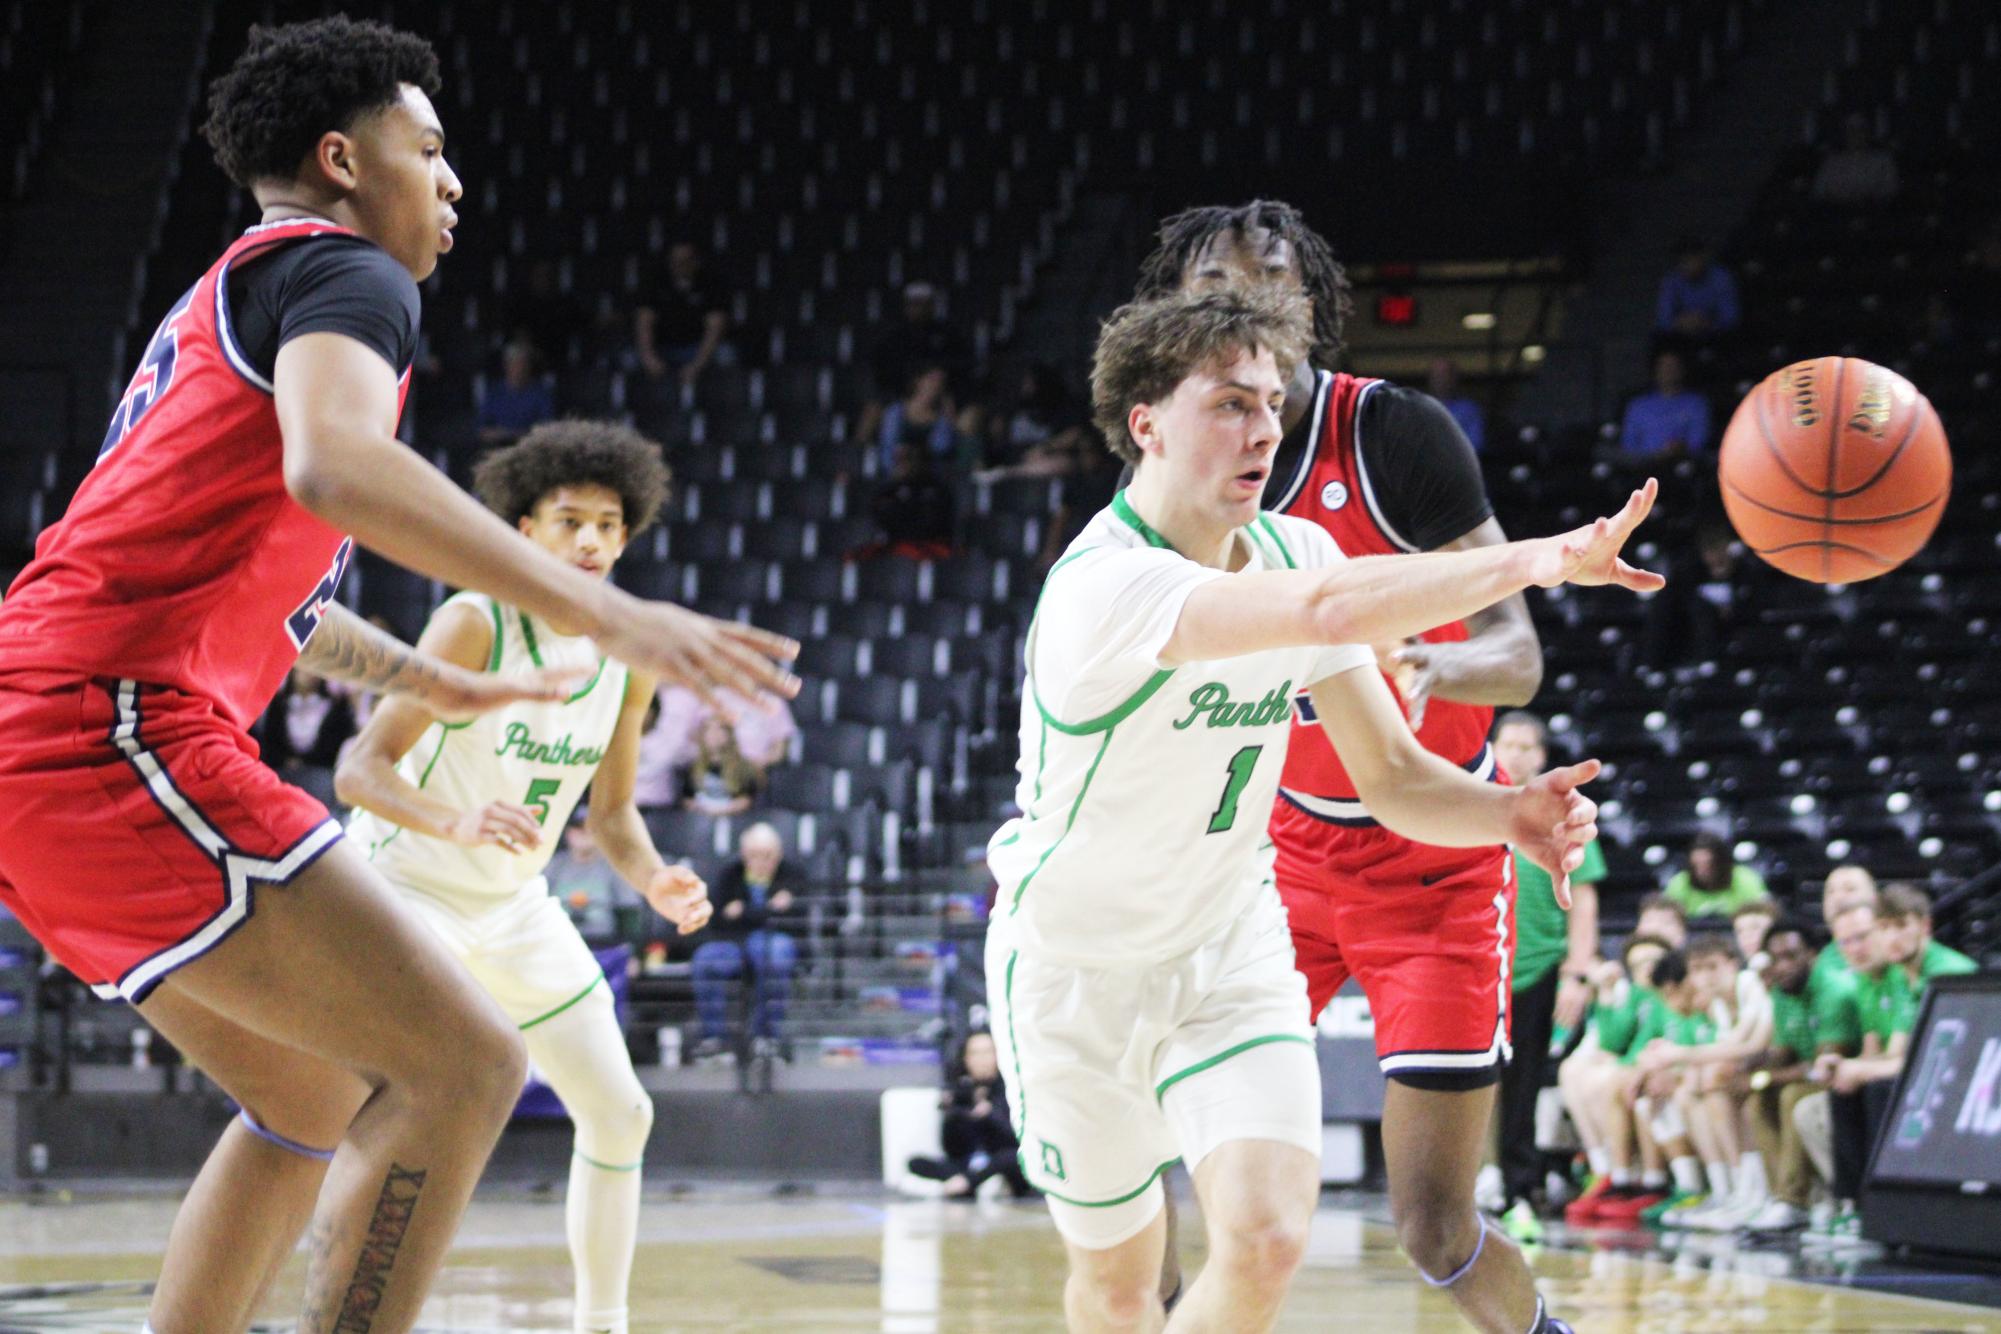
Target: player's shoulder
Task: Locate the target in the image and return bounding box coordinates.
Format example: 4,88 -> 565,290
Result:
1256,511 -> 1340,568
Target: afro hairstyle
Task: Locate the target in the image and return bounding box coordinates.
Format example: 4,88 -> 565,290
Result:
472,420 -> 672,536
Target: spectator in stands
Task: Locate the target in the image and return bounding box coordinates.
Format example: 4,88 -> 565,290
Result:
1426,358 -> 1485,454
1639,524 -> 1741,669
503,258 -> 591,365
1810,114 -> 1901,207
633,241 -> 732,388
874,363 -> 964,475
647,685 -> 795,809
905,1030 -> 1034,1200
1733,899 -> 1778,972
476,338 -> 557,444
1620,351 -> 1712,461
1654,237 -> 1740,347
1875,883 -> 1978,995
978,361 -> 1093,478
1636,892 -> 1691,950
1626,949 -> 1720,1225
1559,934 -> 1676,1225
1635,933 -> 1774,1230
1663,832 -> 1771,919
861,440 -> 957,560
1734,918 -> 1843,1234
681,716 -> 764,816
1792,895 -> 1880,1232
868,281 -> 972,429
690,822 -> 800,1060
259,666 -> 356,802
1492,711 -> 1605,1233
544,816 -> 631,943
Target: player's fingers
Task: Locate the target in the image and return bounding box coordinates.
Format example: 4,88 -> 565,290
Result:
719,621 -> 801,663
499,810 -> 545,844
1612,559 -> 1669,592
1554,876 -> 1574,912
1542,758 -> 1601,794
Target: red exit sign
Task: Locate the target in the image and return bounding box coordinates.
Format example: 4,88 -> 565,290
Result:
1375,293 -> 1418,326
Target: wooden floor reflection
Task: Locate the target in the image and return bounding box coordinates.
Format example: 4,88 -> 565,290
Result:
0,1187 -> 1996,1331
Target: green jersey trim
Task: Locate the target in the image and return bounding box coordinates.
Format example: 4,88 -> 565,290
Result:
517,609 -> 611,703
573,1150 -> 644,1173
485,597 -> 505,673
1031,668 -> 1175,737
366,724 -> 456,858
1003,950 -> 1027,1135
518,973 -> 603,1031
1039,1157 -> 1182,1209
1255,516 -> 1297,568
1111,489 -> 1171,549
1155,1033 -> 1314,1105
1008,728 -> 1115,910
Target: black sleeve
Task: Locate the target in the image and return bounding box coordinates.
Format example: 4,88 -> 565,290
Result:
229,237 -> 421,382
1355,384 -> 1495,551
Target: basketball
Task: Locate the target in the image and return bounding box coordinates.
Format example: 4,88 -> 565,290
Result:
1717,356 -> 1951,583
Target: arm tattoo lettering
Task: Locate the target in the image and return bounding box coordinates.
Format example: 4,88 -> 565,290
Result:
297,604 -> 448,697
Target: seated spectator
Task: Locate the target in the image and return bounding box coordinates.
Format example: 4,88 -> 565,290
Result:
905,1030 -> 1034,1200
259,666 -> 356,804
1810,114 -> 1901,207
1663,832 -> 1771,920
645,685 -> 795,810
875,363 -> 963,474
1736,917 -> 1851,1234
1635,892 -> 1691,950
476,338 -> 557,444
1654,237 -> 1740,346
978,362 -> 1093,478
1630,933 -> 1774,1229
503,258 -> 591,365
1426,358 -> 1485,454
1620,351 -> 1712,460
691,822 -> 799,1060
1733,899 -> 1778,972
1639,524 -> 1742,670
863,281 -> 973,442
545,816 -> 645,945
681,716 -> 764,816
633,241 -> 732,388
857,440 -> 956,561
1791,894 -> 1880,1230
1559,933 -> 1677,1225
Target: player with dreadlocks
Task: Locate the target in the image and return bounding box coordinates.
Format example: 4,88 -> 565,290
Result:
1140,202 -> 1578,1334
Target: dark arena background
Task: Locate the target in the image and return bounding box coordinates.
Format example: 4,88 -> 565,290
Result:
3,0 -> 2001,1329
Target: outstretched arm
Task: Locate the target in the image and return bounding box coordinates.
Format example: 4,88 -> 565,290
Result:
1311,669 -> 1599,904
587,670 -> 712,935
302,603 -> 578,724
275,332 -> 797,706
1159,480 -> 1660,668
331,602 -> 545,852
1378,517 -> 1543,731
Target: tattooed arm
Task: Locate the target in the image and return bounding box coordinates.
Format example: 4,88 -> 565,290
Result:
299,604 -> 579,721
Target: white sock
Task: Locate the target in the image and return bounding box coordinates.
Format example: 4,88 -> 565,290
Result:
1587,1148 -> 1611,1176
1737,1151 -> 1768,1198
1610,1166 -> 1634,1187
1670,1156 -> 1704,1195
1704,1161 -> 1733,1197
1641,1169 -> 1668,1190
568,1154 -> 640,1334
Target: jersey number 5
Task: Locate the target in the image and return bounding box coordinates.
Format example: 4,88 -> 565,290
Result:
1207,745 -> 1263,834
523,778 -> 561,825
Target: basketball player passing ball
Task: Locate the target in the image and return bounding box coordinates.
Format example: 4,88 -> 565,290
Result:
1141,200 -> 1578,1334
0,18 -> 794,1334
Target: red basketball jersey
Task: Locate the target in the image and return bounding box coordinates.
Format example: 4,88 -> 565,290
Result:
1272,371 -> 1494,812
0,220 -> 410,730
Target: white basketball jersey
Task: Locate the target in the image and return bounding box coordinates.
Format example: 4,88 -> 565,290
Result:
986,492 -> 1373,967
350,592 -> 629,905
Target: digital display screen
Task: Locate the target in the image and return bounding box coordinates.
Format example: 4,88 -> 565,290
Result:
1868,976 -> 2001,1189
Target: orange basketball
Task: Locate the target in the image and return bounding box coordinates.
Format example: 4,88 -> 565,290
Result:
1717,357 -> 1951,583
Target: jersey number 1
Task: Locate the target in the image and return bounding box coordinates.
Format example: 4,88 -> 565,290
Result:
1207,745 -> 1262,834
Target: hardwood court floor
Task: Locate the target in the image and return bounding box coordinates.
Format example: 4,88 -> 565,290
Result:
0,1185 -> 1996,1331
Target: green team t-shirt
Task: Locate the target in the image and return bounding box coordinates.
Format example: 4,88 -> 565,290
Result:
1593,983 -> 1663,1059
1769,986 -> 1818,1061
1662,864 -> 1772,919
1669,1007 -> 1719,1047
1618,991 -> 1675,1066
1920,940 -> 1979,983
1855,966 -> 1910,1043
1807,963 -> 1864,1055
1511,838 -> 1607,993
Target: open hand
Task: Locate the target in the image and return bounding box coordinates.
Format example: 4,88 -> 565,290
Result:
1378,639 -> 1439,731
1505,758 -> 1601,909
645,865 -> 712,935
444,800 -> 544,852
422,664 -> 593,722
1524,479 -> 1665,592
599,598 -> 800,716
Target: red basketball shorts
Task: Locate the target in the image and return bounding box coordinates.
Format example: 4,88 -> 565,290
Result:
1272,797 -> 1516,1090
0,672 -> 339,1003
